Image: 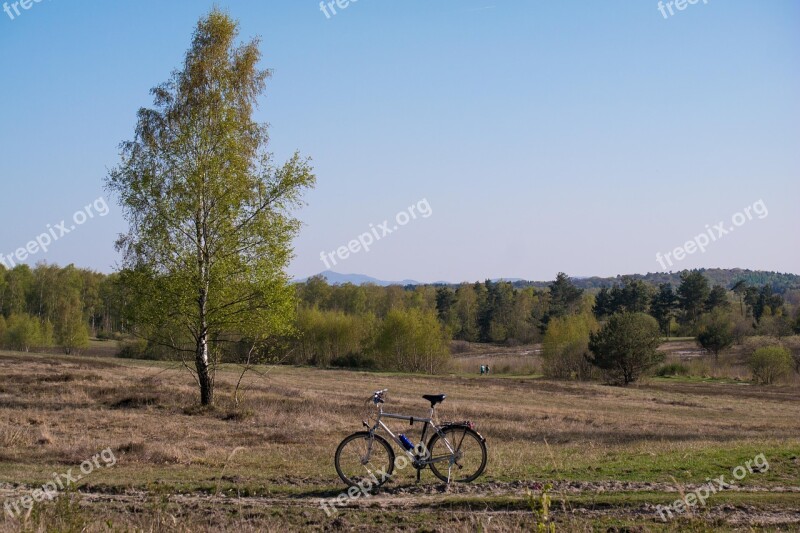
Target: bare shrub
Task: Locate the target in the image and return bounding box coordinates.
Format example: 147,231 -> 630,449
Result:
449,340 -> 473,354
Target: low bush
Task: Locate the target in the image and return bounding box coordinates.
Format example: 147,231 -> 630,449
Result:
656,362 -> 690,377
749,346 -> 792,385
330,352 -> 376,369
116,339 -> 172,360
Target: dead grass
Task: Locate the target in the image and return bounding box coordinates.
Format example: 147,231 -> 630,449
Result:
0,349 -> 798,531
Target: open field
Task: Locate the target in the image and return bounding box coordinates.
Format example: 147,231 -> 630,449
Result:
1,350 -> 799,531
452,339 -> 800,386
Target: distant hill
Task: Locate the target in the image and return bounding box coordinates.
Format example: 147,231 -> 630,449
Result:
297,271 -> 421,287
297,269 -> 800,293
296,272 -> 525,286
510,268 -> 800,293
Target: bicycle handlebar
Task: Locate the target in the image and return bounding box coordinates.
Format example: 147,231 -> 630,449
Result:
372,389 -> 388,404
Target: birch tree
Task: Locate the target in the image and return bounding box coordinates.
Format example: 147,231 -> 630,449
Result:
107,9 -> 315,405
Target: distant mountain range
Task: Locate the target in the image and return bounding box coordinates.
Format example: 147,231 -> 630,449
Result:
297,269 -> 800,292
298,271 -> 423,287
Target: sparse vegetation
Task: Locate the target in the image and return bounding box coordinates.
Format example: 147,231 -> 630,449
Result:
0,350 -> 798,531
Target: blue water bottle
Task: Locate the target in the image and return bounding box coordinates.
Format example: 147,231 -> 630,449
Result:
398,434 -> 414,451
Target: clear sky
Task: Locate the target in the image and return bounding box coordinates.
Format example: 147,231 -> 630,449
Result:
1,0 -> 798,283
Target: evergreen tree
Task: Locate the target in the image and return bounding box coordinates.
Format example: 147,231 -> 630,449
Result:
593,287 -> 613,318
650,283 -> 678,336
548,273 -> 584,318
677,271 -> 710,326
587,312 -> 663,386
705,285 -> 730,312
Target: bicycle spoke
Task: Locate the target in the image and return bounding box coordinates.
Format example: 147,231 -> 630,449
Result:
335,434 -> 394,487
428,428 -> 486,483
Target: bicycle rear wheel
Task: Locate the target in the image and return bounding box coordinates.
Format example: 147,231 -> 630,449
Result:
335,432 -> 395,487
427,427 -> 487,483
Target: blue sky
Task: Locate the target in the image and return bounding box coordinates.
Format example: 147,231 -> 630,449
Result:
1,0 -> 798,283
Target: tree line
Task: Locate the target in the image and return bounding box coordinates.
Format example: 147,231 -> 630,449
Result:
291,270 -> 799,376
540,271 -> 799,385
2,262 -> 798,389
3,263 -> 797,358
512,268 -> 800,293
0,264 -> 126,353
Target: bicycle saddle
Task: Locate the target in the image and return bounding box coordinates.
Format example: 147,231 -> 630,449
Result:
422,394 -> 446,407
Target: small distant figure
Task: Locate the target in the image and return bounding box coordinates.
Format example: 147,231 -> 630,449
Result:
485,365 -> 490,375
480,365 -> 485,375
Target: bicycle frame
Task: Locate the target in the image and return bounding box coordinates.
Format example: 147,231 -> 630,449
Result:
367,404 -> 458,467
335,390 -> 487,487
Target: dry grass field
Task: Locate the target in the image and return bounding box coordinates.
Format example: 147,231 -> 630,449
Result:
1,349 -> 799,532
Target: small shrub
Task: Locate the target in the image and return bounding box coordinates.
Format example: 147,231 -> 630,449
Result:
330,352 -> 376,369
119,441 -> 147,455
742,336 -> 800,374
26,489 -> 88,533
749,346 -> 792,385
656,363 -> 690,377
449,340 -> 472,354
0,425 -> 29,448
527,483 -> 556,533
743,335 -> 780,353
109,394 -> 160,409
117,338 -> 148,359
117,339 -> 175,360
221,409 -> 255,421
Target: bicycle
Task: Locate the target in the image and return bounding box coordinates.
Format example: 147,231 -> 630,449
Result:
334,389 -> 487,487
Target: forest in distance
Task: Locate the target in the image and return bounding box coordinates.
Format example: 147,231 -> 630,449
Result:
0,263 -> 798,380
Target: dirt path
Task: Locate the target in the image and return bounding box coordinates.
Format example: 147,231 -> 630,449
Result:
4,481 -> 800,528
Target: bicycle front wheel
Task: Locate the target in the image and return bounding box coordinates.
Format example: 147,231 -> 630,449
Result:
335,432 -> 395,487
427,427 -> 487,483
